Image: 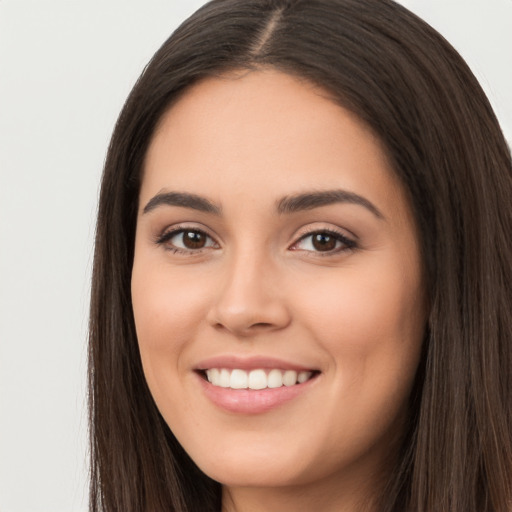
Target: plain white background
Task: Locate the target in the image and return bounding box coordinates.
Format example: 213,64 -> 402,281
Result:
0,1 -> 510,511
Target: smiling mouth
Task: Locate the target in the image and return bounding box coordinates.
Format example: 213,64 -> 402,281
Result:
199,368 -> 319,390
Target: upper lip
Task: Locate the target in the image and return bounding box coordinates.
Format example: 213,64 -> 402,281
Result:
194,355 -> 319,372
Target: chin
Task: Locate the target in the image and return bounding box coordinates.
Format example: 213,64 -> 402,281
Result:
190,446 -> 314,488
205,465 -> 304,489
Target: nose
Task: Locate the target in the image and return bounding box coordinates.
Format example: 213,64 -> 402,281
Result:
206,249 -> 291,337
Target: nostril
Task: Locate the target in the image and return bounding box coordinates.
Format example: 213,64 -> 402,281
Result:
212,321 -> 275,334
250,322 -> 273,329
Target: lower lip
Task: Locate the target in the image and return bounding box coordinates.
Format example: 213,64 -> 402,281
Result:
196,373 -> 318,414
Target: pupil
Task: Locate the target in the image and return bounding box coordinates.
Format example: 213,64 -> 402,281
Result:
183,231 -> 205,249
312,233 -> 336,251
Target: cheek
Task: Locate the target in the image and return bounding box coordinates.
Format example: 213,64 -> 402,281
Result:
288,261 -> 425,460
131,262 -> 210,389
293,256 -> 425,390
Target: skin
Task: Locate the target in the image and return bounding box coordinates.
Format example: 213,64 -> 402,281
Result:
131,69 -> 427,512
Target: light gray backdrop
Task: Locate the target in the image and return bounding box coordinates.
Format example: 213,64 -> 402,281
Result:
0,1 -> 510,511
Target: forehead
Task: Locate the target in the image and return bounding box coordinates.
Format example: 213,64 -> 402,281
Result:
142,69 -> 409,223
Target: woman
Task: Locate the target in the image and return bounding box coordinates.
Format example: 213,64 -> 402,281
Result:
88,0 -> 512,510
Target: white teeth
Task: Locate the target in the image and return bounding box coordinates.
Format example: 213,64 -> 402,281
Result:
206,368 -> 219,384
298,371 -> 311,383
248,369 -> 267,390
219,368 -> 231,388
230,369 -> 248,389
267,369 -> 283,388
283,370 -> 297,386
204,368 -> 315,389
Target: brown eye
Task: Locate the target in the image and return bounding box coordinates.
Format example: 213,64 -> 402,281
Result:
182,231 -> 207,249
292,230 -> 356,254
157,228 -> 217,252
311,233 -> 337,251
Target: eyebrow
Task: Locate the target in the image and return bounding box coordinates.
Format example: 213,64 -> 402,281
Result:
142,188 -> 384,220
142,191 -> 222,215
276,189 -> 384,219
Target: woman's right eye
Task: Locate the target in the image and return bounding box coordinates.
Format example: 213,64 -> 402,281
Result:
156,228 -> 218,253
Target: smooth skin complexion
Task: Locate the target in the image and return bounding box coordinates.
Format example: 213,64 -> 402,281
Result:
131,70 -> 427,512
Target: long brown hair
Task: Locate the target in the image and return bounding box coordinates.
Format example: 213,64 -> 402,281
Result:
88,1 -> 512,510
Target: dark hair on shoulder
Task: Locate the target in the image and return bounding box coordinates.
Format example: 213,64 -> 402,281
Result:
88,1 -> 512,510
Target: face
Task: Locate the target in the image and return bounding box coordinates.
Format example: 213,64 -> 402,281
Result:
131,70 -> 426,496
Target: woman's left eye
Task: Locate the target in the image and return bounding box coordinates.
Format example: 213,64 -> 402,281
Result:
156,228 -> 217,253
291,230 -> 356,254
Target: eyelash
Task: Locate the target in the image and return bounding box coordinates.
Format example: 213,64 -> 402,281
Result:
155,225 -> 218,255
292,228 -> 357,256
155,226 -> 357,256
